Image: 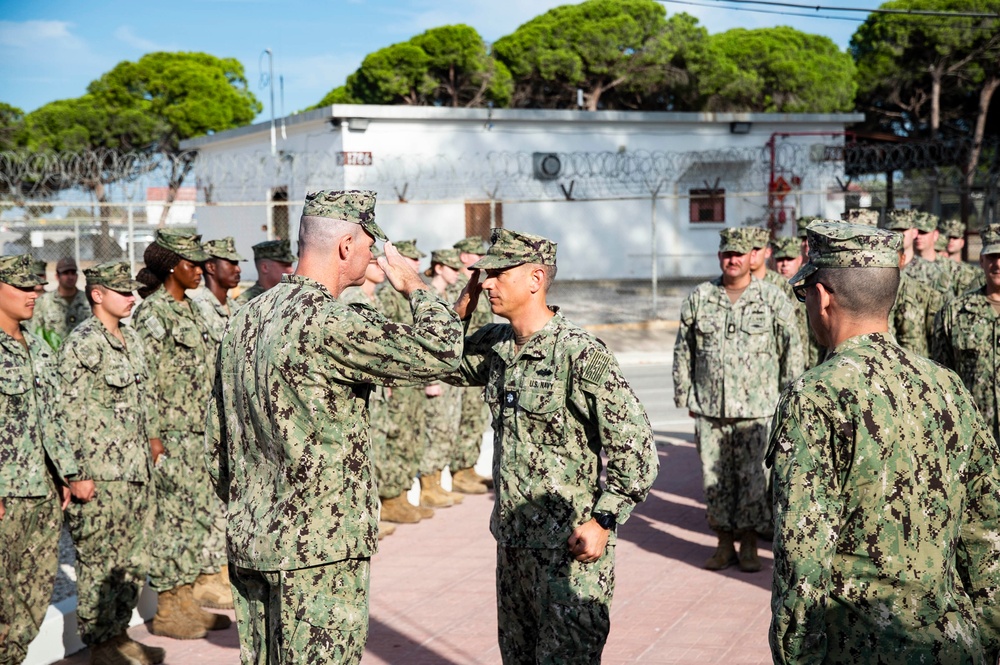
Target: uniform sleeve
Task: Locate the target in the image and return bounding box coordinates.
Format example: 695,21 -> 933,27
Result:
672,295 -> 696,410
956,422 -> 1000,660
134,308 -> 165,439
930,302 -> 955,370
773,297 -> 804,388
768,391 -> 842,665
204,346 -> 229,504
575,344 -> 658,523
54,339 -> 96,481
448,323 -> 505,388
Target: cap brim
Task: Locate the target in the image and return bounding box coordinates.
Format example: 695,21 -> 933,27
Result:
6,274 -> 46,288
787,262 -> 818,288
719,243 -> 751,254
109,279 -> 143,292
470,255 -> 524,270
981,243 -> 1000,256
362,221 -> 387,241
178,248 -> 211,262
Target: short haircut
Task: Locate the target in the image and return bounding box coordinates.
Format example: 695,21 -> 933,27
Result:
84,283 -> 106,307
298,215 -> 360,253
530,263 -> 557,290
814,266 -> 899,319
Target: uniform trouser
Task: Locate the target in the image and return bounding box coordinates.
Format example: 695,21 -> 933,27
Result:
368,387 -> 391,497
66,480 -> 154,646
450,387 -> 490,472
694,416 -> 771,533
380,387 -> 425,499
497,545 -> 614,665
419,383 -> 462,475
0,491 -> 61,665
231,558 -> 370,665
149,430 -> 219,590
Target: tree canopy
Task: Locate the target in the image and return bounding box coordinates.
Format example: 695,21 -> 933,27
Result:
690,27 -> 856,113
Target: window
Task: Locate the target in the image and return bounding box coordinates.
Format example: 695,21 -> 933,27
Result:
689,188 -> 725,223
465,201 -> 502,238
271,187 -> 289,239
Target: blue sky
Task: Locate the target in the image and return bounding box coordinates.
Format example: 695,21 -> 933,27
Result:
0,0 -> 883,123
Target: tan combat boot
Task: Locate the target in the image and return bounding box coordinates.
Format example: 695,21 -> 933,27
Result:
151,586 -> 208,640
178,582 -> 232,631
380,494 -> 422,523
450,467 -> 488,494
414,504 -> 434,519
89,634 -> 140,665
738,530 -> 762,573
439,470 -> 464,504
420,471 -> 454,508
704,530 -> 738,571
193,566 -> 234,609
378,521 -> 396,539
117,631 -> 166,665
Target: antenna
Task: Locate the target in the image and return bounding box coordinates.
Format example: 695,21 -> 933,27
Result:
261,48 -> 276,155
280,75 -> 287,140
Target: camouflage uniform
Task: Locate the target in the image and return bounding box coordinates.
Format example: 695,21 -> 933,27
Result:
769,221 -> 1000,664
453,229 -> 658,664
235,239 -> 296,306
55,262 -> 155,646
932,228 -> 1000,443
889,271 -> 942,357
205,190 -> 464,664
132,235 -> 218,591
30,288 -> 91,344
673,244 -> 802,535
905,212 -> 954,303
190,284 -> 238,344
0,255 -> 78,665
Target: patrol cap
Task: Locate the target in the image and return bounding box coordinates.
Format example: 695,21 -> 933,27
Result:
453,236 -> 489,255
424,248 -> 464,276
155,229 -> 210,262
471,228 -> 557,270
84,261 -> 142,293
770,236 -> 801,260
789,221 -> 902,288
56,257 -> 77,273
202,237 -> 245,262
981,224 -> 1000,255
252,239 -> 296,264
934,235 -> 948,252
718,227 -> 753,254
938,217 -> 965,239
393,239 -> 426,261
746,226 -> 770,250
31,258 -> 47,277
302,189 -> 387,241
880,209 -> 913,231
912,211 -> 937,233
841,208 -> 879,226
0,254 -> 46,288
796,216 -> 819,238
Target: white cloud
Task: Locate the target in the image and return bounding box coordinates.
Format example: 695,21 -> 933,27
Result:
114,25 -> 174,52
0,19 -> 86,49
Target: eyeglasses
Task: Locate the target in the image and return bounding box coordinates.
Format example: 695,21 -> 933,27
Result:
793,279 -> 833,303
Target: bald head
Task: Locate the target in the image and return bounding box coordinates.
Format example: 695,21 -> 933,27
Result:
298,215 -> 362,254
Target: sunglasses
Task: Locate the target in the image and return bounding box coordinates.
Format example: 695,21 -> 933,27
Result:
793,279 -> 833,303
58,269 -> 78,275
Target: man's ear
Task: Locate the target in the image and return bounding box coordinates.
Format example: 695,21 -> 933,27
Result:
816,281 -> 834,315
529,266 -> 545,294
338,234 -> 352,261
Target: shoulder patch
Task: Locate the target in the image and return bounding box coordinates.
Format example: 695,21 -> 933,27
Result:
143,315 -> 166,340
582,350 -> 613,385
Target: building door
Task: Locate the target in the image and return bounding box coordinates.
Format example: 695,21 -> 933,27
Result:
465,201 -> 502,239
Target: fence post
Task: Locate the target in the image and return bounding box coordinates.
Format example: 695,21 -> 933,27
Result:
127,202 -> 135,273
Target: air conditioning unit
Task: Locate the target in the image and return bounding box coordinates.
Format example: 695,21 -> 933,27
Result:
532,152 -> 562,180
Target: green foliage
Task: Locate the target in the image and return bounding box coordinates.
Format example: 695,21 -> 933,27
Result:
0,102 -> 24,151
690,27 -> 856,113
312,25 -> 510,108
492,0 -> 705,109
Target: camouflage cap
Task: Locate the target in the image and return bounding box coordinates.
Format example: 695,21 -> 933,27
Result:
718,227 -> 753,254
796,216 -> 820,238
302,189 -> 386,241
84,260 -> 142,292
31,258 -> 47,277
453,236 -> 489,255
912,211 -> 938,233
393,239 -> 426,260
880,209 -> 914,231
841,208 -> 879,227
0,254 -> 46,288
745,226 -> 770,250
424,248 -> 464,276
934,234 -> 948,252
155,229 -> 210,262
202,236 -> 245,262
789,221 -> 902,288
938,217 -> 965,239
56,257 -> 77,273
981,224 -> 1000,255
770,236 -> 801,260
471,228 -> 557,270
252,239 -> 296,264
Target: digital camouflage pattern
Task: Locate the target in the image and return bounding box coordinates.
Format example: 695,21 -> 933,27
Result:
451,273 -> 494,473
454,236 -> 489,254
0,253 -> 45,288
455,312 -> 657,548
717,227 -> 754,254
30,289 -> 91,342
0,320 -> 76,665
497,545 -> 614,665
250,239 -> 296,263
767,332 -> 1000,664
841,208 -> 879,226
471,228 -> 556,270
673,278 -> 802,419
205,273 -> 463,571
695,416 -> 771,533
231,558 -> 370,665
303,189 -> 387,241
904,256 -> 953,303
235,281 -> 266,305
889,271 -> 942,357
393,239 -> 426,261
420,380 -> 462,475
770,236 -> 800,260
790,222 -> 901,287
202,236 -> 245,262
155,229 -> 210,262
84,260 -> 143,292
66,482 -> 154,646
932,286 -> 1000,443
190,285 -> 238,344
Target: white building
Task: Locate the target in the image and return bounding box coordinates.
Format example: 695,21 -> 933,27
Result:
181,105 -> 862,282
145,186 -> 196,226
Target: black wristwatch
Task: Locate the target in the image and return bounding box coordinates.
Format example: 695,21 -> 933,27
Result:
592,512 -> 616,531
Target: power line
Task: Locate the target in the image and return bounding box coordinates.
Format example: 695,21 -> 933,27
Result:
661,0 -> 864,21
698,0 -> 1000,19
